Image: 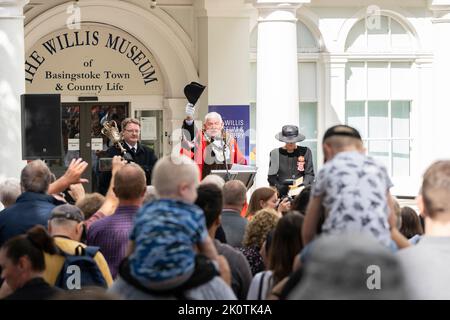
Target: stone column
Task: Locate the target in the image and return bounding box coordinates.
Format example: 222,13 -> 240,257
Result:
415,58 -> 434,177
429,1 -> 450,160
0,0 -> 28,180
253,0 -> 309,187
325,56 -> 347,125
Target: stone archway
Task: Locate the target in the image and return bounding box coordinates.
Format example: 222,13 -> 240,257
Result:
24,0 -> 198,98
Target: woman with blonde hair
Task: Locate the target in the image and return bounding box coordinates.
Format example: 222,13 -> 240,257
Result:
238,208 -> 279,275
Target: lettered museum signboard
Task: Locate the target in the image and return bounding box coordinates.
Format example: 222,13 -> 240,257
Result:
25,23 -> 164,96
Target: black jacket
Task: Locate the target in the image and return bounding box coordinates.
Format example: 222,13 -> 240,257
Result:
98,142 -> 158,195
268,146 -> 315,193
2,278 -> 61,300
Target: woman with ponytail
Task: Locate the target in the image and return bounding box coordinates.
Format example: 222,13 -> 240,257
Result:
0,225 -> 60,300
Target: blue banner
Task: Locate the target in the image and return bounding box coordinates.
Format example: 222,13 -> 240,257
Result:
208,105 -> 250,161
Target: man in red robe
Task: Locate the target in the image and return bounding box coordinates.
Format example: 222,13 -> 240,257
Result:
181,110 -> 247,180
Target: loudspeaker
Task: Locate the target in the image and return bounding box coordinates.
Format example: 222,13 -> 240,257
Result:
21,94 -> 62,160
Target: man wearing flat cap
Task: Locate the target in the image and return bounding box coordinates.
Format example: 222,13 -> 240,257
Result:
268,125 -> 315,194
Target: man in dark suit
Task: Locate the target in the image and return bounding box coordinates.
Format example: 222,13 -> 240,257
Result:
98,118 -> 157,195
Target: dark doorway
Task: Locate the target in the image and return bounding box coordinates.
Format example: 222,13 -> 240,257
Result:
47,102 -> 129,193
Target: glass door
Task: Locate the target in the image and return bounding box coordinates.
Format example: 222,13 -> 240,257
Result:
48,103 -> 129,194
134,109 -> 163,159
90,104 -> 128,192
47,105 -> 81,189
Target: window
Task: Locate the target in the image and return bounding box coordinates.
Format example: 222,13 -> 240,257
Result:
345,16 -> 413,52
345,62 -> 412,176
344,15 -> 414,178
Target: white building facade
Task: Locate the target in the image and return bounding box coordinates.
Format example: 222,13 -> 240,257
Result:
1,0 -> 449,196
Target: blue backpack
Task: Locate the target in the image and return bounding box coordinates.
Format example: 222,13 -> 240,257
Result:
55,245 -> 107,290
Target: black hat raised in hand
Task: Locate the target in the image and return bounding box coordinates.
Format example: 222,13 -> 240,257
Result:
184,82 -> 206,105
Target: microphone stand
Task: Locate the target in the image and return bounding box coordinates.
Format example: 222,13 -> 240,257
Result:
221,129 -> 231,182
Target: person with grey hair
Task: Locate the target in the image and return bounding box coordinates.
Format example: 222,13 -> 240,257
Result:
181,110 -> 247,180
0,159 -> 88,247
200,174 -> 226,189
44,204 -> 113,288
0,160 -> 63,247
143,185 -> 159,204
0,178 -> 21,209
287,233 -> 408,300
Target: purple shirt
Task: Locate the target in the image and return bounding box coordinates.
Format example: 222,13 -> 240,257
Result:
85,211 -> 106,229
87,205 -> 139,278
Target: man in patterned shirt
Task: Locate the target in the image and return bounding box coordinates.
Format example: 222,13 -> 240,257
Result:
303,125 -> 395,248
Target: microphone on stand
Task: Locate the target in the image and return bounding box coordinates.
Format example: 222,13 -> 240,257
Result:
221,129 -> 231,182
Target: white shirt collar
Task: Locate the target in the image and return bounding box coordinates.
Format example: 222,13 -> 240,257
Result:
126,142 -> 138,150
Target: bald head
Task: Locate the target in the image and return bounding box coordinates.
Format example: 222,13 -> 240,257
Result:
114,163 -> 146,200
20,160 -> 52,193
152,155 -> 199,200
223,180 -> 247,208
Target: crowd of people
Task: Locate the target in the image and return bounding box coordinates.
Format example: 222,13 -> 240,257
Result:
0,114 -> 445,300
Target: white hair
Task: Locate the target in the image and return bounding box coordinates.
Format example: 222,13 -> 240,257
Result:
204,112 -> 223,123
0,178 -> 21,208
201,174 -> 225,189
144,185 -> 159,204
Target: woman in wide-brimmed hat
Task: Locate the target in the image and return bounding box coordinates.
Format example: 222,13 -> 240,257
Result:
268,125 -> 315,196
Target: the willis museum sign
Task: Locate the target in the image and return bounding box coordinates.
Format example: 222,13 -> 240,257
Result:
25,24 -> 164,96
